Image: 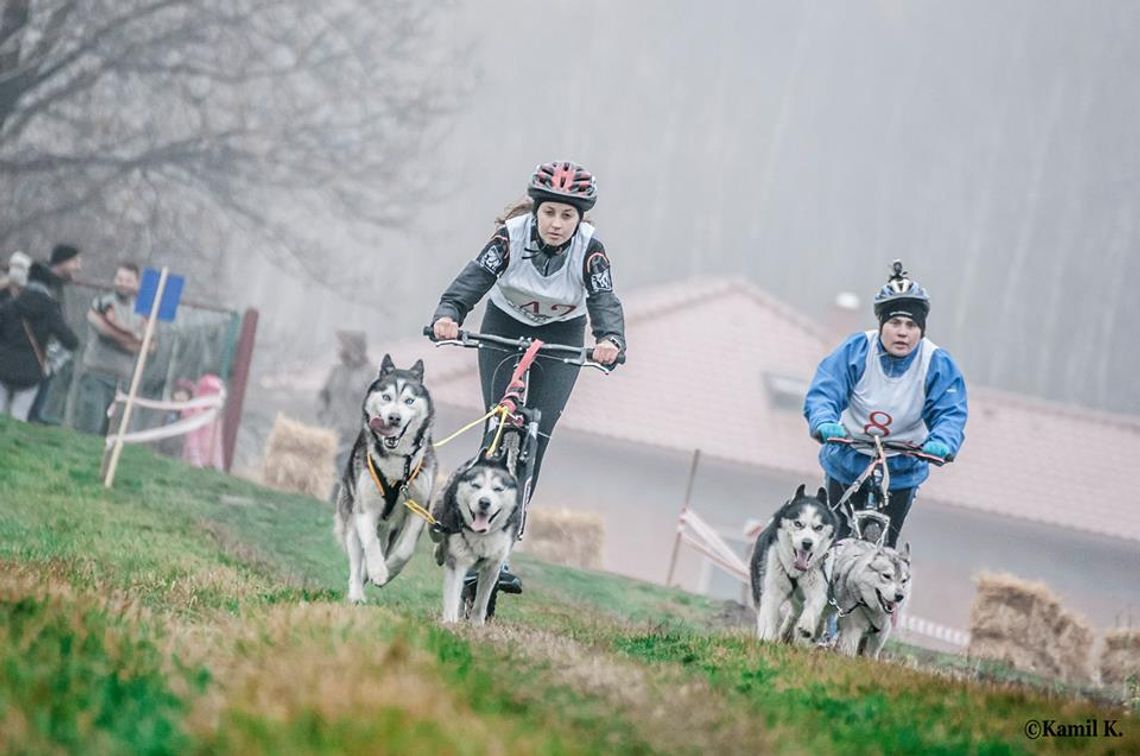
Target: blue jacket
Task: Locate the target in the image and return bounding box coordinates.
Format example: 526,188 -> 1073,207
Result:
803,332 -> 967,489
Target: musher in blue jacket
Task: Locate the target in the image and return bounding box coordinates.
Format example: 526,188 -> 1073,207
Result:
803,261 -> 967,547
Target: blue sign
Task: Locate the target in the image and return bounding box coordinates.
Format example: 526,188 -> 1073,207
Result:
135,268 -> 185,322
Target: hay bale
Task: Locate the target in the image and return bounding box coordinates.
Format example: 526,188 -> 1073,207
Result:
967,572 -> 1093,683
1100,628 -> 1140,687
515,508 -> 604,570
262,413 -> 337,499
1054,613 -> 1096,684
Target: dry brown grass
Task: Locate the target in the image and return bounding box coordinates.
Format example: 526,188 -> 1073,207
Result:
463,623 -> 779,755
175,603 -> 543,753
0,558 -> 160,627
0,562 -> 550,754
196,520 -> 317,592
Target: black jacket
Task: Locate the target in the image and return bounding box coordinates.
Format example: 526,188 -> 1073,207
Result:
0,280 -> 79,389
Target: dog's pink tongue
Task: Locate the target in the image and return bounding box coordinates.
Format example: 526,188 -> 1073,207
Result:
471,512 -> 491,532
793,550 -> 810,571
368,417 -> 388,434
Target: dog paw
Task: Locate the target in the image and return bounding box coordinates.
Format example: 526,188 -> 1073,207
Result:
365,561 -> 389,587
347,588 -> 366,604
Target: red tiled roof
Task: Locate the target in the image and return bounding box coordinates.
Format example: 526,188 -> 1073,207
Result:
294,276 -> 1140,542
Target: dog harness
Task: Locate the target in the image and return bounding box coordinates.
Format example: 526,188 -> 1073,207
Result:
365,443 -> 437,526
828,595 -> 885,635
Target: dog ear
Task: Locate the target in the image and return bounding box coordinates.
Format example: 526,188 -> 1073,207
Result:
378,353 -> 396,377
794,483 -> 806,499
409,359 -> 425,382
900,541 -> 911,561
815,487 -> 828,505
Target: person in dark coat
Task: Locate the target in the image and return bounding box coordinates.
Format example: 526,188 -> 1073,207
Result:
25,244 -> 83,423
0,260 -> 80,420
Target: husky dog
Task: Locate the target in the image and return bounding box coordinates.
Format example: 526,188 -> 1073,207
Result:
333,355 -> 437,603
829,539 -> 911,658
750,484 -> 840,645
431,456 -> 521,624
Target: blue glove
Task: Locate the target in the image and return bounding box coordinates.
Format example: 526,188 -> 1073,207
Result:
921,440 -> 950,459
816,422 -> 849,441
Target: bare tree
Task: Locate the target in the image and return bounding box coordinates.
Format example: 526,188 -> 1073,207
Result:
0,0 -> 467,297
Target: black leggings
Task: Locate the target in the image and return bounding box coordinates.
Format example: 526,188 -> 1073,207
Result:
827,477 -> 917,548
478,302 -> 586,493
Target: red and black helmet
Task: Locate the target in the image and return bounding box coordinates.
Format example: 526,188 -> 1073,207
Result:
527,161 -> 598,213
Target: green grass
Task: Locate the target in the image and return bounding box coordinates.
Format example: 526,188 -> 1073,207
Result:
1,416 -> 1137,754
0,589 -> 195,755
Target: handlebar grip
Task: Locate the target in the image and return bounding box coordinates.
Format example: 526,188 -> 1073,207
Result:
585,349 -> 626,367
424,324 -> 464,342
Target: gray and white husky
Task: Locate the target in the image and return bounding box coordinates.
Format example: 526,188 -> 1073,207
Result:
333,354 -> 437,603
431,456 -> 521,624
829,539 -> 911,658
749,484 -> 839,645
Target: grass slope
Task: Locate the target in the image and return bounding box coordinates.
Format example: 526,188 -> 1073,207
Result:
0,417 -> 1136,754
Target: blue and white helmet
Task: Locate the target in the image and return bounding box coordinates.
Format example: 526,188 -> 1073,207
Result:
872,260 -> 930,321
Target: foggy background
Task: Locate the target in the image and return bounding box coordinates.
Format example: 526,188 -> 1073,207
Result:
3,0 -> 1138,411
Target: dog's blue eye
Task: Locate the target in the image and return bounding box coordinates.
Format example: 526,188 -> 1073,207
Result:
382,394 -> 391,401
404,397 -> 414,405
794,521 -> 803,529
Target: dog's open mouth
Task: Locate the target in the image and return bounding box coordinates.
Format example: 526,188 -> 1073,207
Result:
468,507 -> 498,534
793,548 -> 812,572
876,589 -> 897,615
368,417 -> 404,449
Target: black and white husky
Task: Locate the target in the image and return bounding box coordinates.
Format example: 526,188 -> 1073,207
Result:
829,539 -> 911,658
749,484 -> 840,644
333,355 -> 437,603
431,456 -> 521,624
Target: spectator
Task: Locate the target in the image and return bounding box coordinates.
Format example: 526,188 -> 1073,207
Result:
0,255 -> 80,421
183,374 -> 226,470
317,330 -> 373,473
27,244 -> 84,423
155,378 -> 196,458
1,251 -> 31,306
74,262 -> 147,435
